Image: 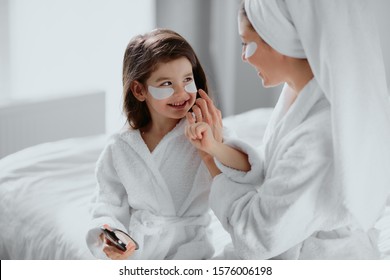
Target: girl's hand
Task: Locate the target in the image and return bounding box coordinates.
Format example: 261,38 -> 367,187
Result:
185,114 -> 217,155
100,225 -> 137,260
192,89 -> 223,143
102,236 -> 137,260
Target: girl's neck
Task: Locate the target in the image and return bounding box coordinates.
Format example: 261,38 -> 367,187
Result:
143,117 -> 180,136
140,118 -> 181,152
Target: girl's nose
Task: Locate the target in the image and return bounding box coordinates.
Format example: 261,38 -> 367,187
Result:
174,85 -> 187,96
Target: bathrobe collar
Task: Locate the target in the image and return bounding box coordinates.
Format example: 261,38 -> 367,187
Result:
264,78 -> 324,144
120,118 -> 187,215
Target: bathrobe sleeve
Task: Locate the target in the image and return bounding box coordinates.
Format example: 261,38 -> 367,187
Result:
210,130 -> 335,259
85,142 -> 131,259
214,138 -> 265,185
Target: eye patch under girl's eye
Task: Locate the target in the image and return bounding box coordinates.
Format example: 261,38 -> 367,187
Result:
184,80 -> 197,94
147,81 -> 197,100
148,86 -> 175,100
245,41 -> 257,58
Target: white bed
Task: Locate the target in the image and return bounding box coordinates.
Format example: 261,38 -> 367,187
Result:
0,107 -> 389,260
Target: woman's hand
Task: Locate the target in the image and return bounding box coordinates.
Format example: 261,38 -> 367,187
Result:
192,89 -> 223,143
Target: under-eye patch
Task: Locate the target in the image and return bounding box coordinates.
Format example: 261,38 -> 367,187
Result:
148,81 -> 197,100
245,42 -> 257,58
147,86 -> 174,100
184,81 -> 197,94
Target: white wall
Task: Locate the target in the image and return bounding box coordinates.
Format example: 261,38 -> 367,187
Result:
0,0 -> 10,99
373,0 -> 390,93
3,0 -> 155,133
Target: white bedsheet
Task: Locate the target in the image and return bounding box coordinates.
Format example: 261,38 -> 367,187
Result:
1,107 -> 389,259
0,135 -> 106,259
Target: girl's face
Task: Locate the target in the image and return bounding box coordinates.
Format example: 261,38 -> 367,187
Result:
144,57 -> 197,121
238,16 -> 286,88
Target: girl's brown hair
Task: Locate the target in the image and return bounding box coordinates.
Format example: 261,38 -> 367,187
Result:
122,28 -> 209,129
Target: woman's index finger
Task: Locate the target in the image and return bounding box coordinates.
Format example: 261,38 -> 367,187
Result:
186,112 -> 196,125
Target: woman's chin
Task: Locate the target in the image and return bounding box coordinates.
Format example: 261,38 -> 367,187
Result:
261,78 -> 280,89
261,79 -> 272,88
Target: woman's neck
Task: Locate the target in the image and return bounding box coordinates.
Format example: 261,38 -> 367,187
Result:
286,59 -> 314,96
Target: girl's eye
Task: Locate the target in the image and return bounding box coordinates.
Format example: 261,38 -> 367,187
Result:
160,81 -> 172,86
184,77 -> 193,83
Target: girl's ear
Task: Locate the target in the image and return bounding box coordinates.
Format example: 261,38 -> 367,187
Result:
131,81 -> 147,102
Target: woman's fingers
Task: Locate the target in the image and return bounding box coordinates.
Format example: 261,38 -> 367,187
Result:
198,89 -> 221,123
195,90 -> 223,143
186,112 -> 195,125
192,105 -> 203,123
197,89 -> 223,127
198,89 -> 212,103
195,98 -> 209,124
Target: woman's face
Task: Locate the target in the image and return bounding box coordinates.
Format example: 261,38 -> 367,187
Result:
238,16 -> 286,88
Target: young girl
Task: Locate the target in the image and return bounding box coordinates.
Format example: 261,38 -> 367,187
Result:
85,28 -> 217,260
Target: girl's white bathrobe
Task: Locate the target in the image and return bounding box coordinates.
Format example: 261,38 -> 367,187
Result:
211,78 -> 380,259
86,119 -> 214,259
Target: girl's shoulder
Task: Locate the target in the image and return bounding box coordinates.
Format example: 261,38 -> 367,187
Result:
104,127 -> 141,150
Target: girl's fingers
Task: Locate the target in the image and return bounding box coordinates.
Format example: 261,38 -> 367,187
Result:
186,126 -> 195,140
185,123 -> 198,140
104,243 -> 133,259
126,242 -> 137,253
194,123 -> 208,139
189,123 -> 206,139
103,236 -> 114,246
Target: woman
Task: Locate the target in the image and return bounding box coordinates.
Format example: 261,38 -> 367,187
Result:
186,0 -> 390,259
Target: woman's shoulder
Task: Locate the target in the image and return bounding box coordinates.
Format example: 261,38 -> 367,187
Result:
278,103 -> 332,157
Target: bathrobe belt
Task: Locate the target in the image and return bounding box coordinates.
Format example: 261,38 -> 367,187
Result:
130,209 -> 210,235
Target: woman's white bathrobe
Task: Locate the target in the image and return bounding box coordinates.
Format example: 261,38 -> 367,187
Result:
86,119 -> 214,259
211,79 -> 380,259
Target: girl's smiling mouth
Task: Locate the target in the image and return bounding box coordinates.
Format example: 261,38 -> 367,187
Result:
168,100 -> 189,108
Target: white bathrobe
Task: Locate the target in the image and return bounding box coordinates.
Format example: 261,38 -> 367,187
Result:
86,119 -> 214,259
210,79 -> 380,259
